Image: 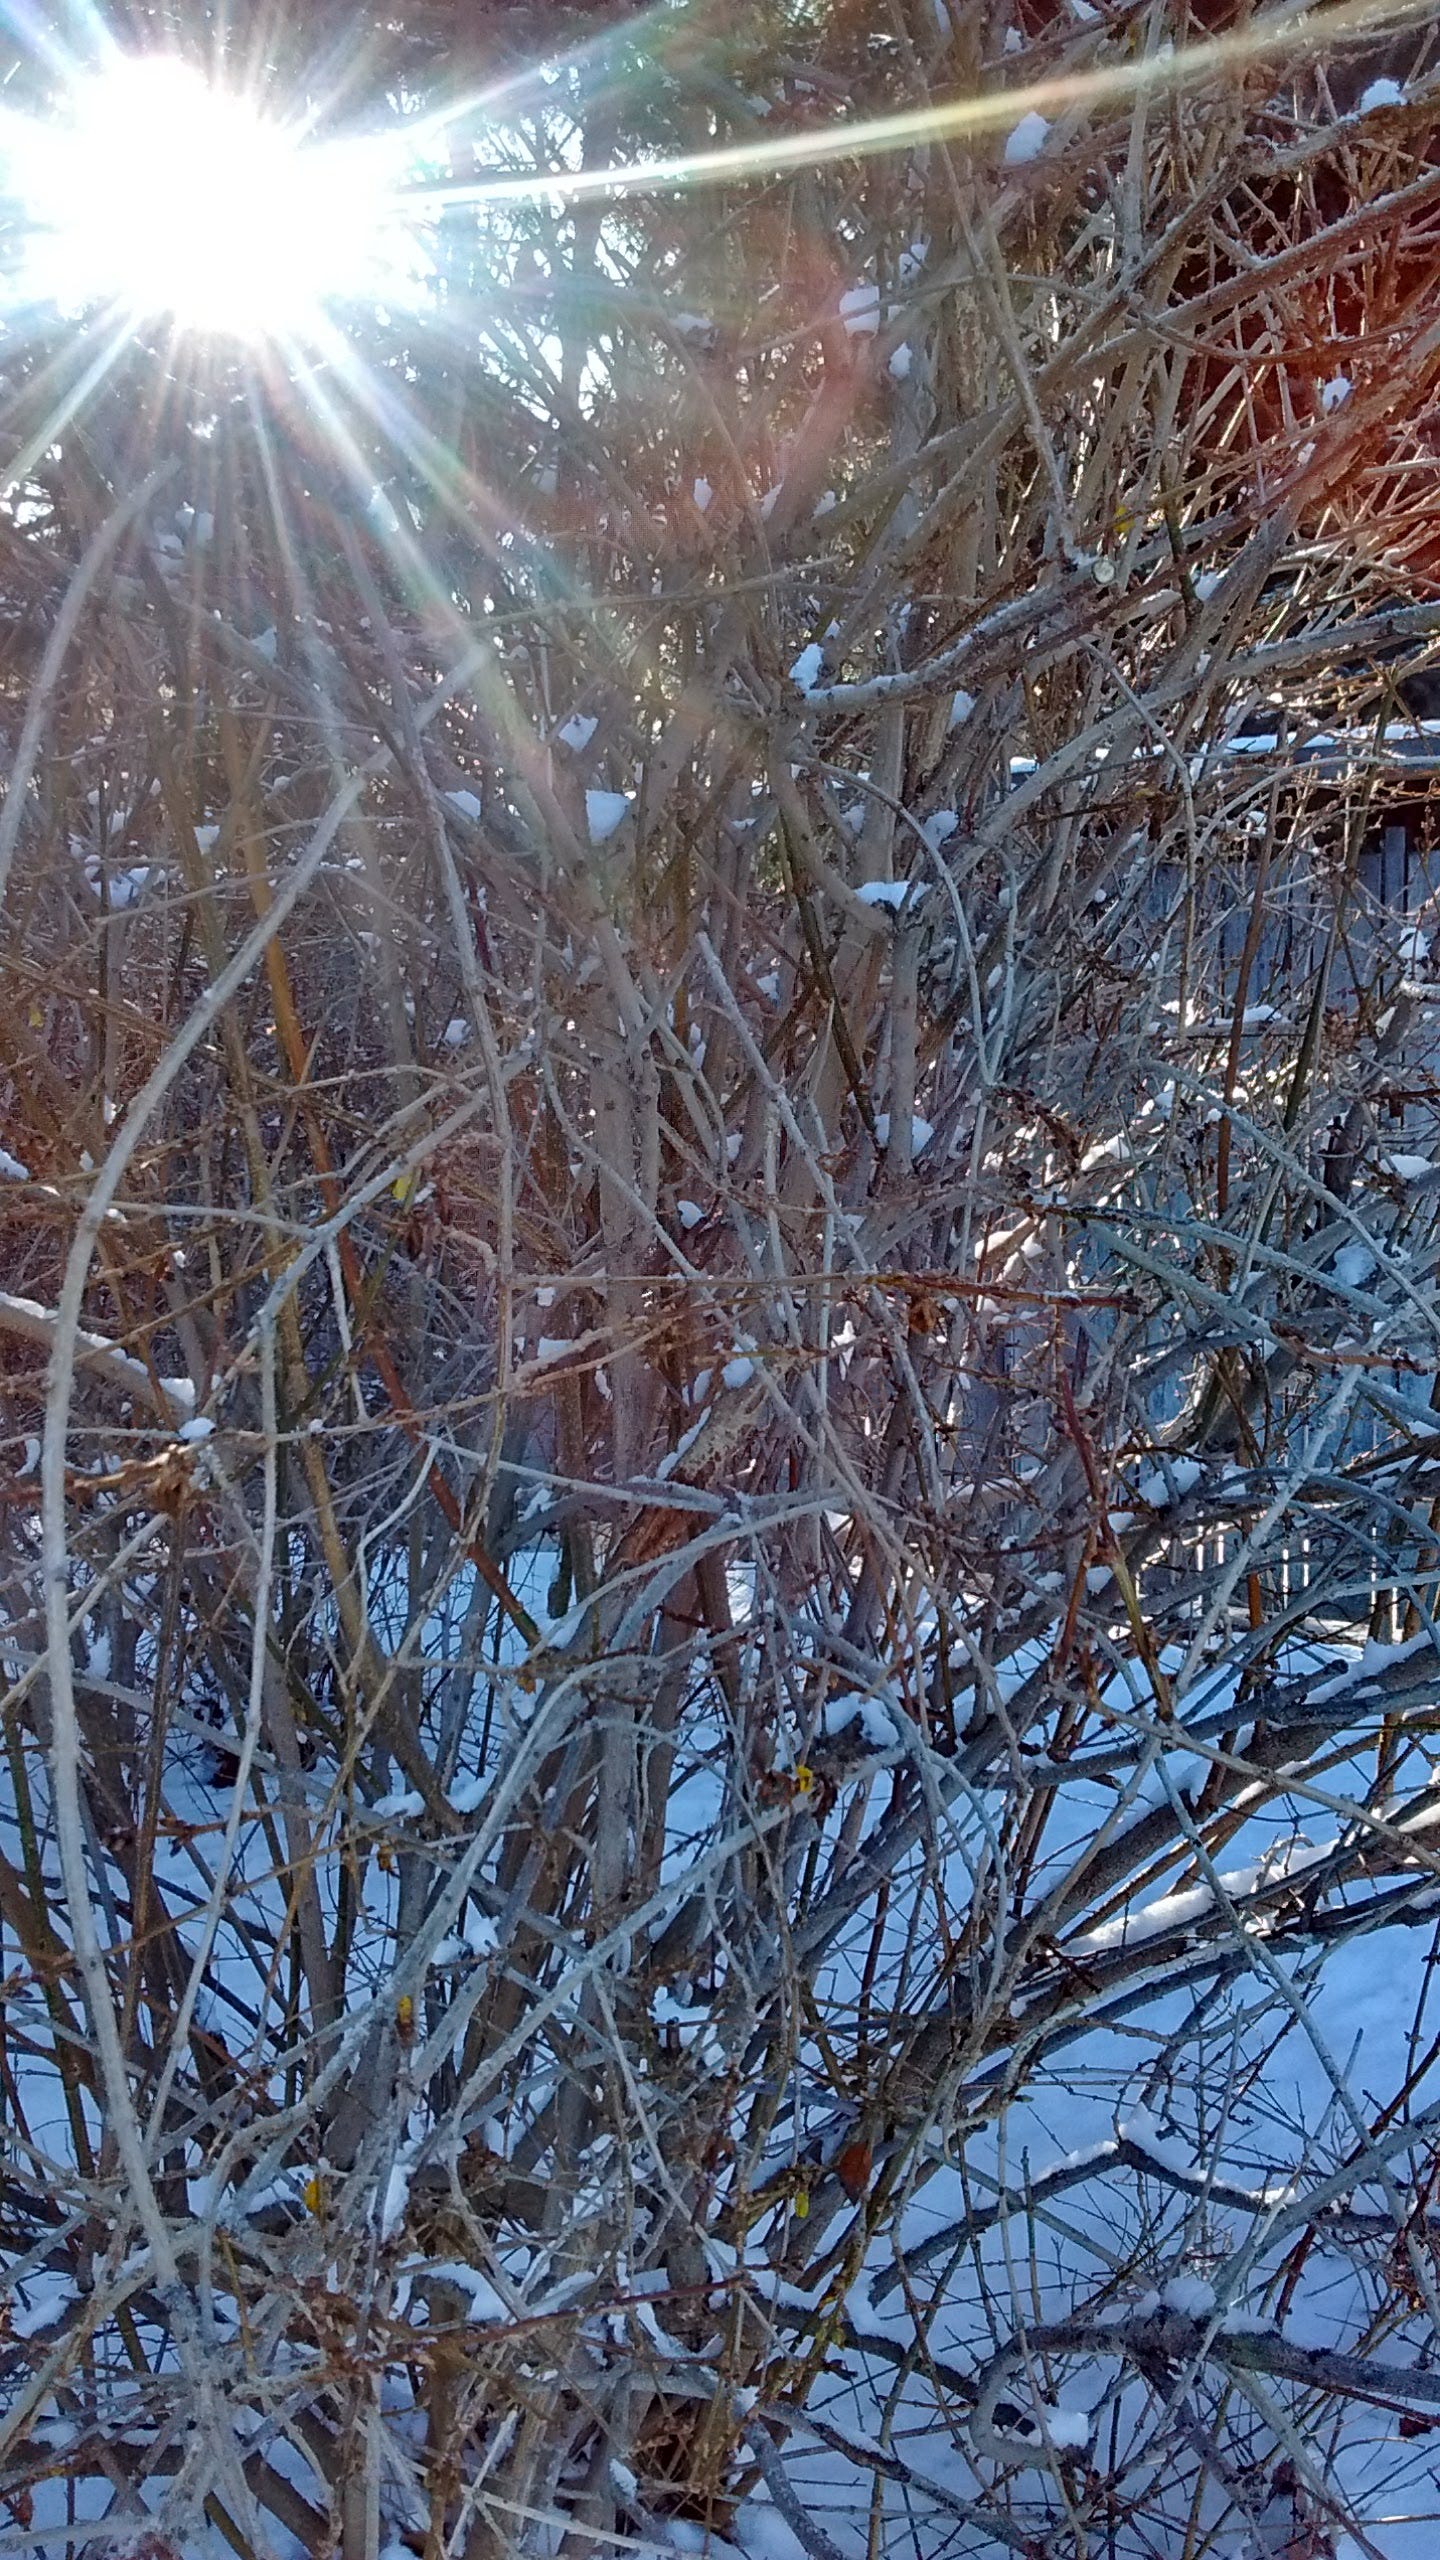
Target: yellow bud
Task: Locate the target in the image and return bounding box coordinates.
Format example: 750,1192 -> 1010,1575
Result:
792,2188 -> 809,2219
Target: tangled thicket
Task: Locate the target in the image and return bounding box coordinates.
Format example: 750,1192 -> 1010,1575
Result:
7,3 -> 1440,2555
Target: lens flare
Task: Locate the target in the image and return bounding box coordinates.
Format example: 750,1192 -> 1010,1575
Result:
8,54 -> 418,339
400,0 -> 1439,221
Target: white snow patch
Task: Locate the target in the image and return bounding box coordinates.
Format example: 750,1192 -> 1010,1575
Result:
790,642 -> 824,694
1162,2275 -> 1216,2319
888,341 -> 912,380
653,1987 -> 723,2063
380,2158 -> 413,2239
821,1692 -> 898,1749
1119,2107 -> 1196,2173
949,688 -> 976,727
1333,1242 -> 1374,1289
444,788 -> 482,821
1003,110 -> 1051,164
839,281 -> 881,336
657,1414 -> 707,1483
1083,1839 -> 1333,1957
585,789 -> 631,844
692,476 -> 713,513
1320,371 -> 1352,411
557,714 -> 597,753
656,1421 -> 700,1480
0,1147 -> 29,1181
417,2260 -> 511,2323
101,865 -> 150,907
10,2274 -> 73,2337
1356,75 -> 1405,111
177,1416 -> 214,1443
372,1788 -> 424,1822
1134,1456 -> 1202,1508
1309,1628 -> 1432,1702
676,1199 -> 705,1230
874,1112 -> 935,1152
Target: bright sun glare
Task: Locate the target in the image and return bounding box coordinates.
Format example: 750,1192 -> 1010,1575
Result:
12,55 -> 409,339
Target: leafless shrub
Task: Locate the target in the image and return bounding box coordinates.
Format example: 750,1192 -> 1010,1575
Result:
6,3 -> 1440,2555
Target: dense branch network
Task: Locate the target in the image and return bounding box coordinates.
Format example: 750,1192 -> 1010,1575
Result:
5,3 -> 1440,2557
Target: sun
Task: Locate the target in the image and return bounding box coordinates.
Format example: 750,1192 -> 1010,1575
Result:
9,54 -> 416,340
